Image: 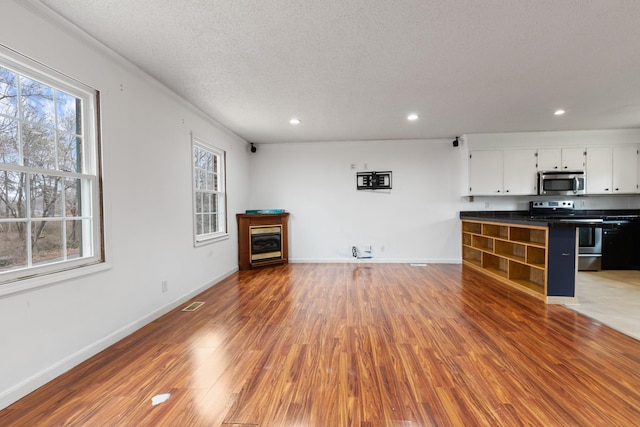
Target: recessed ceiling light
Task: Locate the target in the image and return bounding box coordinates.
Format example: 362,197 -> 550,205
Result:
407,113 -> 419,121
554,109 -> 566,116
289,118 -> 301,125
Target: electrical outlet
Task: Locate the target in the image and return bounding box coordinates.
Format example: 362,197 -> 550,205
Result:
161,280 -> 168,293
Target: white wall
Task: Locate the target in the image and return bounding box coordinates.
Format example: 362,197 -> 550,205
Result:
0,1 -> 251,408
249,140 -> 463,263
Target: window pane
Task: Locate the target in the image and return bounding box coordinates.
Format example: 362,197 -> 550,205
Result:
22,122 -> 56,169
199,148 -> 207,169
211,213 -> 218,232
58,133 -> 81,173
20,76 -> 55,128
66,219 -> 83,259
212,193 -> 218,214
56,91 -> 82,135
31,220 -> 63,265
195,191 -> 202,214
64,177 -> 80,217
202,193 -> 211,214
202,213 -> 210,234
0,221 -> 27,271
0,171 -> 26,220
0,118 -> 19,164
30,173 -> 62,217
199,169 -> 208,189
0,66 -> 17,117
206,172 -> 214,191
196,213 -> 203,235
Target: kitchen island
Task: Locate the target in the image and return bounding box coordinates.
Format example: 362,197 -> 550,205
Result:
460,209 -> 640,304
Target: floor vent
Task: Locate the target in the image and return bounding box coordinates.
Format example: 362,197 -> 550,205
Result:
182,301 -> 205,312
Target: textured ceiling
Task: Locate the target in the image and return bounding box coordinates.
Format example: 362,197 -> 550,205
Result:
25,0 -> 640,143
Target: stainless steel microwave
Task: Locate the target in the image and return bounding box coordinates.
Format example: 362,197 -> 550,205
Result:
538,171 -> 586,195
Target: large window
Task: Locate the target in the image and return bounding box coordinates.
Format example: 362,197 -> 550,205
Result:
0,47 -> 102,286
192,136 -> 227,244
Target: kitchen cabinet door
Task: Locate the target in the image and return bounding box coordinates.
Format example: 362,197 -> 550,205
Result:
586,146 -> 638,194
612,146 -> 638,193
468,150 -> 502,195
561,148 -> 586,170
503,149 -> 537,195
537,147 -> 585,171
586,147 -> 613,194
547,227 -> 577,297
537,148 -> 561,171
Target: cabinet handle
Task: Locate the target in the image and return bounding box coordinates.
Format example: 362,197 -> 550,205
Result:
562,253 -> 571,256
605,188 -> 609,191
505,189 -> 510,193
615,188 -> 619,191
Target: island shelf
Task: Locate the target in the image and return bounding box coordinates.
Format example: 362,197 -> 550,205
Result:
462,220 -> 549,299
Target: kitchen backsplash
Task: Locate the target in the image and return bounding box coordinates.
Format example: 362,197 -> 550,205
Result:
460,195 -> 640,212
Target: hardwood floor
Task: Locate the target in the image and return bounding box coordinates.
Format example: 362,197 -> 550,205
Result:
2,263 -> 640,426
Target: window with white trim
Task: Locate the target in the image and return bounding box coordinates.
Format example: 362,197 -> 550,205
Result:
0,47 -> 103,285
192,136 -> 227,244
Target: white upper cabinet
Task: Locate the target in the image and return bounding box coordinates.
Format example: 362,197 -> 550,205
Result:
503,149 -> 538,195
586,147 -> 613,194
468,150 -> 502,195
537,147 -> 585,171
468,144 -> 638,197
613,146 -> 639,193
468,149 -> 537,196
586,146 -> 638,194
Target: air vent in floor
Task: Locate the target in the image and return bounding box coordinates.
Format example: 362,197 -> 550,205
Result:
182,301 -> 205,312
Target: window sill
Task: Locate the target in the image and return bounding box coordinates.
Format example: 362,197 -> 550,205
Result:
0,261 -> 112,297
195,233 -> 229,247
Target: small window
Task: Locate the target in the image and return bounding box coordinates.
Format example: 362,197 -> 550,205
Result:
0,47 -> 103,286
192,136 -> 227,244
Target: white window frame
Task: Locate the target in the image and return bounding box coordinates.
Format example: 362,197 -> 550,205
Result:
0,45 -> 104,292
192,135 -> 227,246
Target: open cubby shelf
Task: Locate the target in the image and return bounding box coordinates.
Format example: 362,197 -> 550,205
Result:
462,220 -> 548,299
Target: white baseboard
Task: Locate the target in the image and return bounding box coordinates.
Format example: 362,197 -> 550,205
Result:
289,258 -> 461,264
0,266 -> 238,410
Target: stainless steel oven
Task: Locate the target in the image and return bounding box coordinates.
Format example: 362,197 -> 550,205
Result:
578,226 -> 602,271
529,200 -> 602,271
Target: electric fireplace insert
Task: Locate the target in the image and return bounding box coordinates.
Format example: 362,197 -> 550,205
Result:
250,225 -> 282,262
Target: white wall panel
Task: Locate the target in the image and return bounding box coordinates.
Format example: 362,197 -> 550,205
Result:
248,140 -> 463,263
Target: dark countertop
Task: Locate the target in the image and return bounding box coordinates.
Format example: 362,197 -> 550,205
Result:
459,209 -> 640,227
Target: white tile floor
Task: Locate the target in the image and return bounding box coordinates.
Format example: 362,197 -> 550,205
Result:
568,270 -> 640,341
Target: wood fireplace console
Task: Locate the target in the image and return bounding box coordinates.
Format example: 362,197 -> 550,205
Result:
236,213 -> 289,270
